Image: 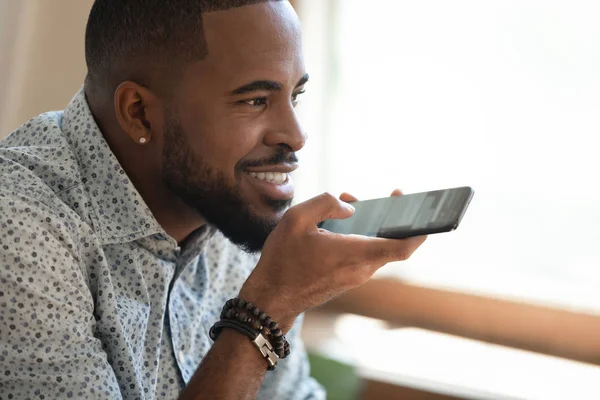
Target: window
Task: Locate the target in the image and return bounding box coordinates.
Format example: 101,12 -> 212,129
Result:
295,0 -> 600,313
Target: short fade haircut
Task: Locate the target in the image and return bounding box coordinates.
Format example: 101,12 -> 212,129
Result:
85,0 -> 283,88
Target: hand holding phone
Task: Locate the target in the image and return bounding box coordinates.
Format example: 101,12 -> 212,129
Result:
239,192 -> 427,333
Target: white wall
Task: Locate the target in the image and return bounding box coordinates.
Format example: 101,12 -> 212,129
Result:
0,0 -> 93,137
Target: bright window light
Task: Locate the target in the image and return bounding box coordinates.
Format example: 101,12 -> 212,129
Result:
296,0 -> 600,312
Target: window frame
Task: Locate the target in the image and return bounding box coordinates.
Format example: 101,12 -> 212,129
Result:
317,278 -> 600,366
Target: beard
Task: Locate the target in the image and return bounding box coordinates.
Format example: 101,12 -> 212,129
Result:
161,115 -> 294,253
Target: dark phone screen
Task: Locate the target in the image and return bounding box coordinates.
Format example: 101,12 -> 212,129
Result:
319,187 -> 473,238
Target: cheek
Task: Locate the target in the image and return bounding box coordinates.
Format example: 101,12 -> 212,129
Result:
175,97 -> 265,174
188,124 -> 262,177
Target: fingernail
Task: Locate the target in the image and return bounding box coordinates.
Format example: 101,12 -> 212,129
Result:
344,203 -> 355,212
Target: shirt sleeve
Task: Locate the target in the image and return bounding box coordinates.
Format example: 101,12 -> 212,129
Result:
258,314 -> 326,400
0,193 -> 123,400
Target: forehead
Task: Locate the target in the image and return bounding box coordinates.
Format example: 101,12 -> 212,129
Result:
192,2 -> 305,89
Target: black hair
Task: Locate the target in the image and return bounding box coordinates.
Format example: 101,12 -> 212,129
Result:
84,0 -> 283,87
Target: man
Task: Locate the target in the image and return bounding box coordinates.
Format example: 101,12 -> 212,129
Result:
0,0 -> 426,398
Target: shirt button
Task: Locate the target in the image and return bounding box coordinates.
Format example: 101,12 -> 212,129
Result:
178,350 -> 185,364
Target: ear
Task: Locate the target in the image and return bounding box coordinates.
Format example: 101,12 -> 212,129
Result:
114,81 -> 162,145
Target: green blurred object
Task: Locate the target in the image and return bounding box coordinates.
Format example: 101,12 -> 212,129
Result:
308,352 -> 361,400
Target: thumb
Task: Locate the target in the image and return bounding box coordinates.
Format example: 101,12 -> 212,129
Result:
290,192 -> 355,227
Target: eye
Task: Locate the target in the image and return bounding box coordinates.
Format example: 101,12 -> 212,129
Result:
292,90 -> 306,107
241,97 -> 268,107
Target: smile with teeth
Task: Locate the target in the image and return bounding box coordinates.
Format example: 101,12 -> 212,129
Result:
247,171 -> 289,184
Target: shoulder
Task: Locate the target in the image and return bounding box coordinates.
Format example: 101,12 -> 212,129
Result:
0,187 -> 87,252
0,111 -> 82,208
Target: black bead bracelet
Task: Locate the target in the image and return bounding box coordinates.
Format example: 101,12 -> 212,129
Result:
211,297 -> 291,369
220,297 -> 290,359
209,319 -> 279,370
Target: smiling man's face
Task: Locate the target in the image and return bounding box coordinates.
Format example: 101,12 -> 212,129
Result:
160,2 -> 307,252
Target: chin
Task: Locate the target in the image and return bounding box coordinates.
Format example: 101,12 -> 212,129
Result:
257,197 -> 292,218
200,197 -> 291,254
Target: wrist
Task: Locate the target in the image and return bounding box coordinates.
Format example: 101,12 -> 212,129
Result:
210,318 -> 281,370
216,328 -> 269,366
238,285 -> 297,333
211,296 -> 293,368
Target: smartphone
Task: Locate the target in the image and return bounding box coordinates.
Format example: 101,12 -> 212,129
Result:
318,186 -> 474,239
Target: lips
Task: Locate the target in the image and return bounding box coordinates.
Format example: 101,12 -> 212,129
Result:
244,162 -> 299,174
242,163 -> 297,202
247,171 -> 288,184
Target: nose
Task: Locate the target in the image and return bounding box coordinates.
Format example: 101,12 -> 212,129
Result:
263,104 -> 307,152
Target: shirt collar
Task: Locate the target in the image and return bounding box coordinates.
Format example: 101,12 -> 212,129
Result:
62,87 -> 170,245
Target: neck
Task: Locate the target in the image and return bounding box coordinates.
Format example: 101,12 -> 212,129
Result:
130,176 -> 207,243
85,86 -> 206,243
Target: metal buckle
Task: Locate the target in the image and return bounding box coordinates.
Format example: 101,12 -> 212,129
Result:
253,333 -> 279,368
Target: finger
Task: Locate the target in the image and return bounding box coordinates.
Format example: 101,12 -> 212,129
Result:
361,235 -> 428,265
339,192 -> 359,203
287,192 -> 356,227
390,189 -> 404,197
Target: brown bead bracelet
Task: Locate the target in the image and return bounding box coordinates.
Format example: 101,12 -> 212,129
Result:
217,297 -> 291,360
209,319 -> 279,370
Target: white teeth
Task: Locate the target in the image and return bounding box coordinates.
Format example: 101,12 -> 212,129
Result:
248,171 -> 288,184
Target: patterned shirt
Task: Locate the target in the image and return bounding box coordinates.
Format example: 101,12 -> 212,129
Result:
0,88 -> 325,399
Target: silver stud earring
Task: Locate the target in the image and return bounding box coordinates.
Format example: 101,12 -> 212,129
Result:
139,137 -> 147,144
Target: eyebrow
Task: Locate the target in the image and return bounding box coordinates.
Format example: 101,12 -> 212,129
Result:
229,73 -> 310,96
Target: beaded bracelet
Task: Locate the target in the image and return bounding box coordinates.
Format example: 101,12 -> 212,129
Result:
210,297 -> 291,369
209,319 -> 279,370
219,298 -> 291,359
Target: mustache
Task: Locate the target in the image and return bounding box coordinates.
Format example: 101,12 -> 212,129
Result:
240,148 -> 298,169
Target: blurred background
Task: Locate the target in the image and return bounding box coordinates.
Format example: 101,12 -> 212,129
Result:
1,0 -> 600,399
